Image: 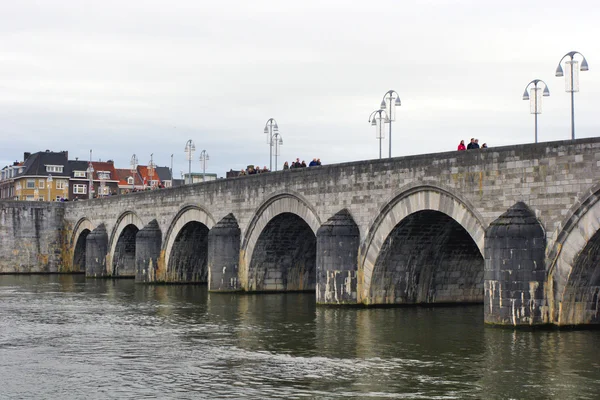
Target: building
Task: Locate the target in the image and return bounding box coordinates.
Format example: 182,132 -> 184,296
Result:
67,160 -> 120,199
115,168 -> 145,194
9,150 -> 70,201
0,161 -> 25,199
155,166 -> 173,188
182,172 -> 218,184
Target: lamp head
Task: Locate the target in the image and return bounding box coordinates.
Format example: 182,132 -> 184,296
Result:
522,89 -> 529,101
394,97 -> 401,107
380,100 -> 386,110
543,86 -> 550,96
370,118 -> 377,126
264,127 -> 268,134
581,58 -> 589,71
555,64 -> 564,77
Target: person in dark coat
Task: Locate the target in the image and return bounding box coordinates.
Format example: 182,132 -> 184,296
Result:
466,138 -> 475,149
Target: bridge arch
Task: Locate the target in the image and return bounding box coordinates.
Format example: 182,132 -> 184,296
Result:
361,184 -> 487,304
549,183 -> 600,325
162,205 -> 215,282
241,192 -> 321,291
70,218 -> 94,272
108,211 -> 144,277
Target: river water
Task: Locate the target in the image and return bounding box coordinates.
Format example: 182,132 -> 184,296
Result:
0,275 -> 598,399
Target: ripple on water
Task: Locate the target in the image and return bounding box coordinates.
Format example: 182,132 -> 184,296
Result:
1,276 -> 599,399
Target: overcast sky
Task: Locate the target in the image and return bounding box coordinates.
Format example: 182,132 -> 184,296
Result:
1,0 -> 598,177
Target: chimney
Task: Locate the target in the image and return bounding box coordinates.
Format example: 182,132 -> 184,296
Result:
24,152 -> 31,160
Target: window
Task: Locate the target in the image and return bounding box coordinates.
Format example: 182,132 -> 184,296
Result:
39,180 -> 45,189
55,180 -> 67,190
127,177 -> 134,185
45,165 -> 63,173
97,171 -> 110,180
26,195 -> 34,201
74,171 -> 86,178
26,179 -> 35,189
73,184 -> 87,194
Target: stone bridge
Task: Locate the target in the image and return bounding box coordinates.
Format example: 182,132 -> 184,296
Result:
2,137 -> 600,327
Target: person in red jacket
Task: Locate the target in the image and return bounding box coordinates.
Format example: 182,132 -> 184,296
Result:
457,140 -> 466,151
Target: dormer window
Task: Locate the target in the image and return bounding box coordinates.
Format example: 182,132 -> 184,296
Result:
127,177 -> 134,185
74,171 -> 86,178
97,171 -> 110,180
45,165 -> 63,173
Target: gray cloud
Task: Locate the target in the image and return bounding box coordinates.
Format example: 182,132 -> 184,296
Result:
1,0 -> 598,175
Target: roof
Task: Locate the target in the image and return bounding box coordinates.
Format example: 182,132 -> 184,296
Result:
17,150 -> 69,178
155,166 -> 172,182
67,160 -> 90,177
137,165 -> 160,184
90,161 -> 118,181
115,168 -> 144,186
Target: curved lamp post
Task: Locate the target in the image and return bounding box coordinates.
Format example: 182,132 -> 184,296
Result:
368,109 -> 389,159
380,90 -> 401,158
47,174 -> 53,201
87,162 -> 94,200
522,79 -> 550,143
272,132 -> 283,171
130,154 -> 138,191
184,139 -> 196,184
555,51 -> 589,140
148,153 -> 156,188
199,150 -> 209,182
263,118 -> 279,171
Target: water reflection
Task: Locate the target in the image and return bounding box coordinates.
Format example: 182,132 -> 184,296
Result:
0,276 -> 598,399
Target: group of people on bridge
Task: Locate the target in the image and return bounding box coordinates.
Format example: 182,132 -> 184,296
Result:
457,138 -> 487,151
283,158 -> 322,169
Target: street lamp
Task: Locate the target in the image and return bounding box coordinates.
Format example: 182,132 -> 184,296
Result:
555,51 -> 589,140
98,171 -> 106,197
87,162 -> 94,200
47,174 -> 53,201
130,154 -> 138,191
368,109 -> 389,159
148,153 -> 156,188
184,139 -> 195,184
522,79 -> 550,143
199,150 -> 209,182
272,132 -> 283,171
263,118 -> 279,171
380,90 -> 402,158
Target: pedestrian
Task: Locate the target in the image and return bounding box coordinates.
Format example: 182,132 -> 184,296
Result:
301,160 -> 307,168
316,158 -> 321,166
467,138 -> 475,150
283,161 -> 289,170
481,143 -> 488,149
457,140 -> 466,151
309,158 -> 317,167
473,139 -> 480,149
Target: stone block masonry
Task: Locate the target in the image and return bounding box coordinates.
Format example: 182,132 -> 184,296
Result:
0,202 -> 65,273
